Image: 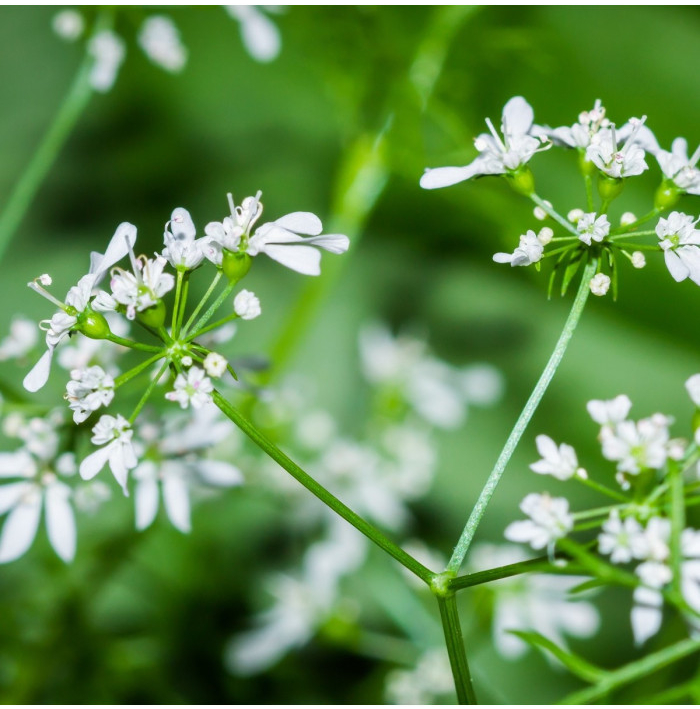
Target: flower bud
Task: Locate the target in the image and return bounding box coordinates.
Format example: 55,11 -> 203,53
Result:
631,251 -> 646,269
620,212 -> 637,226
654,180 -> 680,211
598,175 -> 624,202
222,251 -> 252,283
578,152 -> 597,178
505,166 -> 535,196
77,309 -> 111,340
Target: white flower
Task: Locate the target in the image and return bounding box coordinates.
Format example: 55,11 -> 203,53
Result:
65,365 -> 115,423
656,211 -> 700,286
631,584 -> 664,645
0,316 -> 38,361
589,273 -> 611,296
656,138 -> 700,195
577,212 -> 610,246
587,394 -> 632,427
493,230 -> 543,267
225,5 -> 282,63
544,99 -> 610,149
138,15 -> 187,73
420,97 -> 550,189
598,510 -> 646,563
504,493 -> 573,551
621,212 -> 637,226
79,414 -> 138,495
600,415 -> 670,475
529,435 -> 581,481
52,9 -> 84,41
468,544 -> 599,660
165,366 -> 213,410
24,223 -> 136,392
233,289 -> 261,320
586,118 -> 649,178
163,207 -> 206,270
110,254 -> 175,320
385,649 -> 454,705
87,30 -> 126,93
686,374 -> 700,407
203,352 -> 228,378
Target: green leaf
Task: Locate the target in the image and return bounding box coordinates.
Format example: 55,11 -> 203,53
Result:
567,577 -> 607,595
548,249 -> 569,299
509,630 -> 605,683
561,250 -> 583,296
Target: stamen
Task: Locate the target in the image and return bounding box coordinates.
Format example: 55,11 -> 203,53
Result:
689,144 -> 700,168
484,116 -> 506,152
227,192 -> 236,219
28,278 -> 65,309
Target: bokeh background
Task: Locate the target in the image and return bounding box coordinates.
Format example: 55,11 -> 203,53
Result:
1,5 -> 700,704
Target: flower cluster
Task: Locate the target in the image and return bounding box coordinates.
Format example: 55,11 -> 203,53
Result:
421,97 -> 700,299
505,377 -> 700,646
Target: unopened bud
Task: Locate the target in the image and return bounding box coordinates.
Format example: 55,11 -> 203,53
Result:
620,212 -> 637,226
589,273 -> 611,296
533,201 -> 551,221
567,208 -> 585,224
631,251 -> 646,269
537,227 -> 554,245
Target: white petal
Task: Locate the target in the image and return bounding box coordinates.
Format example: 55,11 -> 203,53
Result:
274,212 -> 322,236
238,9 -> 281,62
134,475 -> 159,531
420,165 -> 477,189
502,96 -> 534,136
169,208 -> 196,241
91,222 -> 137,280
305,234 -> 349,254
163,474 -> 191,533
0,482 -> 33,515
0,492 -> 42,563
664,250 -> 689,282
197,460 -> 244,487
262,244 -> 321,275
45,481 -> 76,562
631,601 -> 663,645
79,443 -> 113,481
0,451 -> 35,478
23,348 -> 54,392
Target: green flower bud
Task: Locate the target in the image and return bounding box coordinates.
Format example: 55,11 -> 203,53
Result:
77,309 -> 111,340
578,151 -> 596,178
598,175 -> 624,202
654,180 -> 680,211
222,250 -> 252,283
505,166 -> 535,196
137,299 -> 166,329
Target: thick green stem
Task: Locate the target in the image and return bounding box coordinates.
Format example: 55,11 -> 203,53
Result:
212,390 -> 433,584
0,30 -> 96,264
446,260 -> 597,574
436,594 -> 478,704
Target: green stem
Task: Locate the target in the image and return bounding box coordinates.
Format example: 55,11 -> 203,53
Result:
446,260 -> 597,574
177,276 -> 189,335
128,359 -> 170,424
530,194 -> 578,235
0,35 -> 95,264
185,312 -> 238,342
171,269 -> 184,337
613,207 -> 661,235
561,637 -> 700,704
575,475 -> 630,503
211,390 -> 433,584
584,174 -> 594,212
106,333 -> 163,353
181,271 -> 223,337
669,463 -> 685,597
436,594 -> 477,704
187,280 -> 235,339
113,351 -> 166,388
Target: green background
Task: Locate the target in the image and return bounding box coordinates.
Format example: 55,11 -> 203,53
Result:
1,5 -> 700,703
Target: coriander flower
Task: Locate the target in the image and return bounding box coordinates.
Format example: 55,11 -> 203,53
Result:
88,30 -> 126,92
0,316 -> 39,361
656,138 -> 700,195
203,352 -> 228,378
420,96 -> 550,189
529,434 -> 582,481
225,5 -> 282,63
577,212 -> 610,246
493,230 -> 543,267
587,394 -> 632,427
24,222 -> 136,392
65,365 -> 115,424
233,289 -> 261,320
138,15 -> 187,73
600,414 -> 671,475
544,99 -> 610,149
163,207 -> 206,270
165,366 -> 214,410
586,118 -> 649,178
504,493 -> 573,551
109,254 -> 175,320
598,510 -> 646,564
79,414 -> 138,495
589,273 -> 611,296
656,211 -> 700,286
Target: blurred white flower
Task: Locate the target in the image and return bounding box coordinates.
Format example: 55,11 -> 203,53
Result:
656,138 -> 700,195
504,493 -> 573,551
88,30 -> 126,92
52,9 -> 84,41
493,230 -> 543,267
600,415 -> 670,475
203,352 -> 228,379
656,211 -> 700,286
385,649 -> 454,705
598,510 -> 646,563
587,394 -> 632,427
138,15 -> 187,73
0,316 -> 38,361
686,374 -> 700,407
225,5 -> 282,63
65,365 -> 114,423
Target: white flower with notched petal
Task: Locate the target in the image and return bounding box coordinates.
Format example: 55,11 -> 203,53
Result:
529,434 -> 582,481
656,211 -> 700,286
577,212 -> 610,246
587,394 -> 632,427
165,366 -> 214,410
656,138 -> 700,195
600,414 -> 670,476
162,207 -> 206,270
79,414 -> 138,495
24,223 -> 136,392
493,230 -> 543,267
504,493 -> 573,551
420,96 -> 550,189
586,118 -> 649,178
598,510 -> 646,564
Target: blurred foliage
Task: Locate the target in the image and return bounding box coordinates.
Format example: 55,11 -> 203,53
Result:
2,4 -> 700,704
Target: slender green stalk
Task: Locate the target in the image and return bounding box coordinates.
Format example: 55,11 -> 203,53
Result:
669,463 -> 685,597
128,359 -> 170,424
186,280 -> 235,339
185,312 -> 238,342
176,276 -> 189,335
560,637 -> 700,704
584,173 -> 594,212
181,271 -> 222,336
113,351 -> 166,389
212,390 -> 433,584
530,194 -> 578,235
436,594 -> 477,704
106,333 -> 163,353
171,270 -> 184,336
0,27 -> 97,264
446,260 -> 597,574
575,475 -> 630,503
448,555 -> 584,591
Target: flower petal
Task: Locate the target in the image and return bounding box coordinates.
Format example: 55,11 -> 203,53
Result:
79,443 -> 113,481
162,473 -> 191,533
420,165 -> 478,190
23,348 -> 54,393
502,96 -> 534,137
134,474 -> 159,531
197,460 -> 244,487
0,490 -> 42,563
45,481 -> 76,562
274,212 -> 323,236
261,244 -> 322,275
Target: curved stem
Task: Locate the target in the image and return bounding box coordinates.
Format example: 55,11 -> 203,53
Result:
446,260 -> 597,574
211,390 -> 434,584
436,594 -> 477,704
0,34 -> 95,264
